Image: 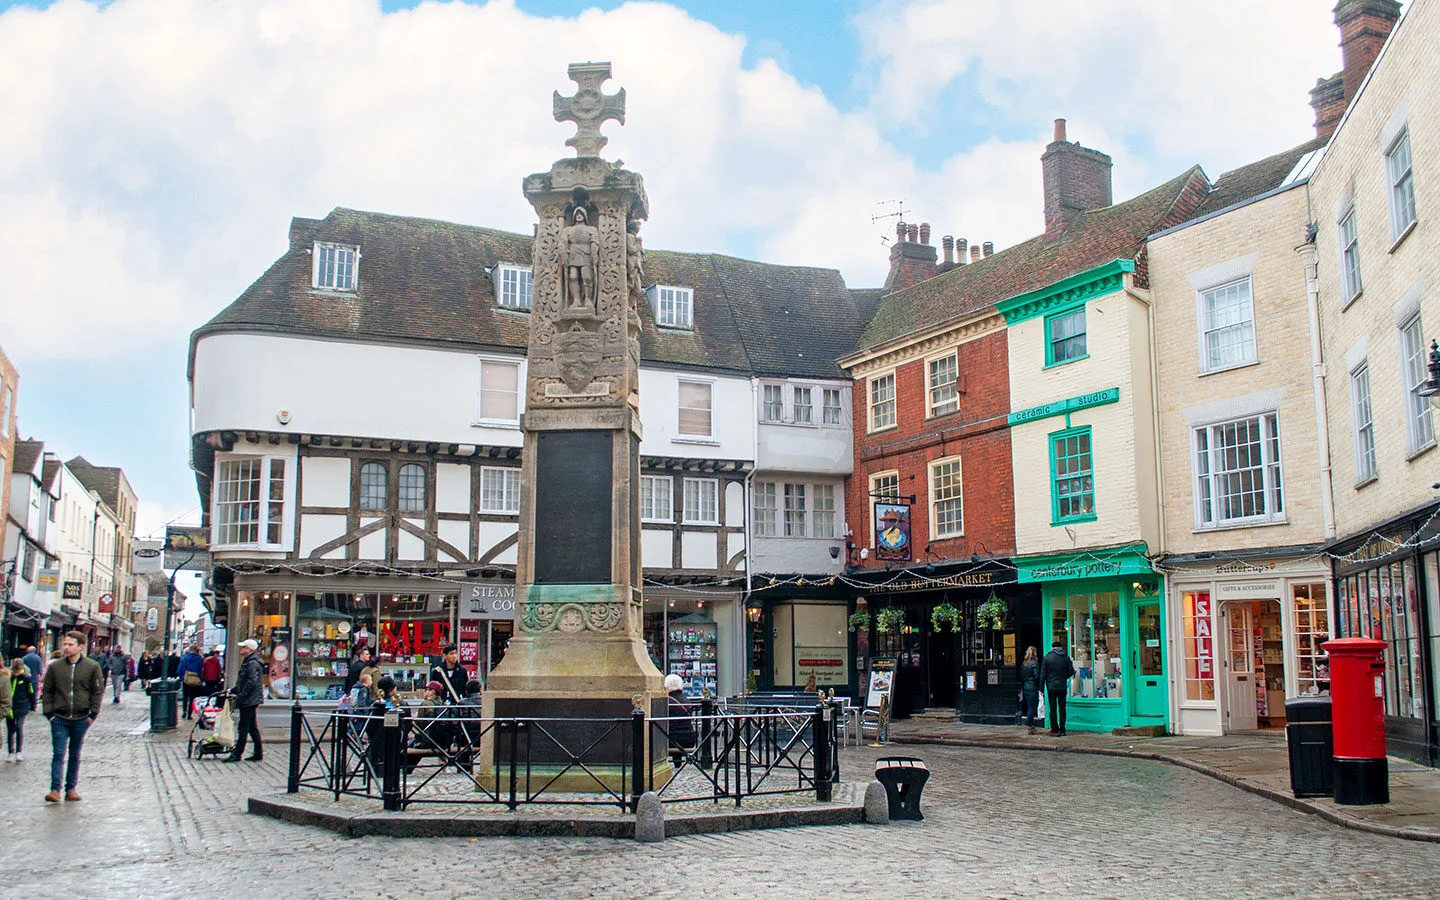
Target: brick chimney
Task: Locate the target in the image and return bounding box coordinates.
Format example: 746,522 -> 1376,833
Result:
883,220 -> 938,291
1310,0 -> 1401,140
1042,118 -> 1113,236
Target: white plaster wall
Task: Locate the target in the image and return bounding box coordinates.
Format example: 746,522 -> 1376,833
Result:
641,528 -> 673,568
193,334 -> 526,447
724,481 -> 745,528
637,368 -> 754,462
751,536 -> 844,575
398,520 -> 425,560
477,521 -> 518,564
359,517 -> 384,558
681,531 -> 718,570
299,514 -> 346,558
1009,287 -> 1145,555
438,520 -> 470,560
726,532 -> 747,571
301,457 -> 349,508
436,464 -> 470,514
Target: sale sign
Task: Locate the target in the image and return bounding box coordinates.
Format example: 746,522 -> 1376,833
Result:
1193,593 -> 1214,682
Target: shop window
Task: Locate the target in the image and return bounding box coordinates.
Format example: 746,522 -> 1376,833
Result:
928,353 -> 959,415
682,477 -> 718,525
868,372 -> 896,431
771,602 -> 849,688
1180,591 -> 1216,702
397,464 -> 426,513
677,380 -> 713,438
1291,583 -> 1330,695
1339,563 -> 1426,719
753,482 -> 777,536
1049,426 -> 1095,523
291,592 -> 459,701
479,466 -> 521,514
640,475 -> 673,523
1052,592 -> 1122,699
1045,308 -> 1087,366
240,590 -> 293,701
214,456 -> 287,547
476,358 -> 521,426
1193,413 -> 1283,528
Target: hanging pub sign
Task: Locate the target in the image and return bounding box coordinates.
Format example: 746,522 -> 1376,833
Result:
874,503 -> 911,562
97,593 -> 115,614
62,581 -> 83,601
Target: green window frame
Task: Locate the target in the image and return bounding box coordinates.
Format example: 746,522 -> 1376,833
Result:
1050,425 -> 1096,524
1044,305 -> 1088,367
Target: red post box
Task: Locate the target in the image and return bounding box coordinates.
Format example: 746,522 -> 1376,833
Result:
1321,637 -> 1389,805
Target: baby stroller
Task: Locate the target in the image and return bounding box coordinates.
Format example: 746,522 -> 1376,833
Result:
187,692 -> 236,759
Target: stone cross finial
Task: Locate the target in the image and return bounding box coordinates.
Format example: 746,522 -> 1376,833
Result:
552,61 -> 626,158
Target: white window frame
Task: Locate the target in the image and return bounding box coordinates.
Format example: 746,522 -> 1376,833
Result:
475,357 -> 522,427
1192,413 -> 1285,529
677,378 -> 714,439
479,466 -> 522,515
753,482 -> 777,536
211,454 -> 291,549
1350,362 -> 1377,484
1197,276 -> 1257,374
1339,208 -> 1362,303
651,285 -> 694,329
822,388 -> 844,426
495,263 -> 533,311
1399,314 -> 1436,454
868,371 -> 897,432
1386,128 -> 1417,242
760,383 -> 784,423
792,386 -> 814,425
869,469 -> 899,547
682,477 -> 719,525
783,483 -> 808,537
929,456 -> 964,539
640,475 -> 674,523
926,351 -> 959,418
312,242 -> 359,291
812,483 -> 837,539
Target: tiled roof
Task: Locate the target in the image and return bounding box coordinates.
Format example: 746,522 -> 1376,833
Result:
40,458 -> 61,492
196,208 -> 871,380
1184,138 -> 1326,221
856,167 -> 1209,351
66,456 -> 123,508
11,440 -> 42,477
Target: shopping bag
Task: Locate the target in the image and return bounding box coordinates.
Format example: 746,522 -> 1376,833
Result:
215,699 -> 237,746
1036,689 -> 1047,722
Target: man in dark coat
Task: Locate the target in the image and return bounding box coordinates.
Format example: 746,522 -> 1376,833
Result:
428,644 -> 468,705
1039,640 -> 1076,737
224,639 -> 266,762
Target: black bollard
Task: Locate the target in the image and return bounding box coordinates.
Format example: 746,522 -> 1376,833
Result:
813,703 -> 832,802
631,708 -> 647,812
286,701 -> 303,793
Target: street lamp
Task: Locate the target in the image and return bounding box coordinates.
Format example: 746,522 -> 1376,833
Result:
164,548 -> 200,660
1417,340 -> 1440,404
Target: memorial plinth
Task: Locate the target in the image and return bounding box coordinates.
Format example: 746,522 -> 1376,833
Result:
479,63 -> 667,792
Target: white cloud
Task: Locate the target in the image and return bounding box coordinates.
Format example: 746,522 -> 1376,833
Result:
0,0 -> 1364,365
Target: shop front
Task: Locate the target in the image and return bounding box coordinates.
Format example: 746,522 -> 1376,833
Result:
641,585 -> 742,700
1162,555 -> 1332,736
1330,504 -> 1440,767
1017,545 -> 1168,733
764,590 -> 852,697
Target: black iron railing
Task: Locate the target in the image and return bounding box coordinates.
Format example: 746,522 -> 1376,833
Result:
284,699 -> 841,812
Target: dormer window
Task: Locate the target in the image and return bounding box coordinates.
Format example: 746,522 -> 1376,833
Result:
313,242 -> 359,291
496,264 -> 533,311
649,285 -> 693,329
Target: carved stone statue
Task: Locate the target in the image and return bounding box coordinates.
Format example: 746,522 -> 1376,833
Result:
560,207 -> 600,310
625,217 -> 645,302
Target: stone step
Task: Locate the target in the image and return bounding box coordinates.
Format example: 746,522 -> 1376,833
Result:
1111,725 -> 1167,737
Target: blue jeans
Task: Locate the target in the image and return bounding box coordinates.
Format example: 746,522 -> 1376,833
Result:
49,716 -> 90,792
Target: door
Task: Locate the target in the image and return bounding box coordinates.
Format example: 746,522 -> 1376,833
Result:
1130,601 -> 1167,721
1222,602 -> 1258,732
928,628 -> 956,708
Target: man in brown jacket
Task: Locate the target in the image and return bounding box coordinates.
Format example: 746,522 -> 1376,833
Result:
41,631 -> 104,802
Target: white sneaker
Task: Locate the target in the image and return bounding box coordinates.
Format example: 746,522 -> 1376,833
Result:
15,752 -> 21,762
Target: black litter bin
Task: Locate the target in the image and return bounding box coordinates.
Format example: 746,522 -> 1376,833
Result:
875,756 -> 929,821
1285,696 -> 1333,798
149,677 -> 180,732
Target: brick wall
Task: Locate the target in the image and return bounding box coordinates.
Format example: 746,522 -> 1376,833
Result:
846,323 -> 1015,567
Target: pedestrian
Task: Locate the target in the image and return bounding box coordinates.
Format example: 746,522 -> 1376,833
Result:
1020,645 -> 1042,735
0,653 -> 11,748
23,646 -> 43,681
343,646 -> 374,695
41,631 -> 104,802
105,647 -> 127,704
178,645 -> 205,719
7,657 -> 36,761
428,643 -> 467,704
125,653 -> 137,689
375,675 -> 401,708
164,648 -> 181,679
1039,640 -> 1076,737
201,648 -> 224,696
223,639 -> 265,763
664,673 -> 697,757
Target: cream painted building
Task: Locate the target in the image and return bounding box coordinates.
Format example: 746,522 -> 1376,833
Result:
1306,0 -> 1440,765
1147,143 -> 1335,737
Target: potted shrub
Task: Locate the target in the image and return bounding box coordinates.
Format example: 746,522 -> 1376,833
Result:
930,603 -> 961,633
847,610 -> 871,633
976,593 -> 1008,630
875,607 -> 905,635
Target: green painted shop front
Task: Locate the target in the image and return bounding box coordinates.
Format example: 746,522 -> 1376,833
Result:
1018,545 -> 1169,733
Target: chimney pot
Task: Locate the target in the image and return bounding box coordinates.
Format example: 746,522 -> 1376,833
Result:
1053,118 -> 1067,143
918,223 -> 931,245
956,238 -> 968,264
907,224 -> 919,243
941,235 -> 954,264
1042,122 -> 1113,236
982,241 -> 994,257
895,221 -> 907,242
970,245 -> 981,263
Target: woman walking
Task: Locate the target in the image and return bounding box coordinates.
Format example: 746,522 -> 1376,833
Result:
6,656 -> 35,761
1020,646 -> 1042,735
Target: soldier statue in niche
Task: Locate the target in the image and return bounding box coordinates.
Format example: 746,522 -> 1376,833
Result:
561,206 -> 600,311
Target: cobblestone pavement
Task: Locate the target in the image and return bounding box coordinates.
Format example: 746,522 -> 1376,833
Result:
2,693 -> 1439,899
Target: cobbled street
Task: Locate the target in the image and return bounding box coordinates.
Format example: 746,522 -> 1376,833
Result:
2,693 -> 1438,899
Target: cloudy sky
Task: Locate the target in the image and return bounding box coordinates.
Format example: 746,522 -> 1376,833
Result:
0,0 -> 1360,610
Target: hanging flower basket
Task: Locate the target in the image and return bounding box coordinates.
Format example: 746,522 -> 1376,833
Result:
976,593 -> 1008,630
874,607 -> 905,635
847,611 -> 871,633
930,603 -> 962,633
